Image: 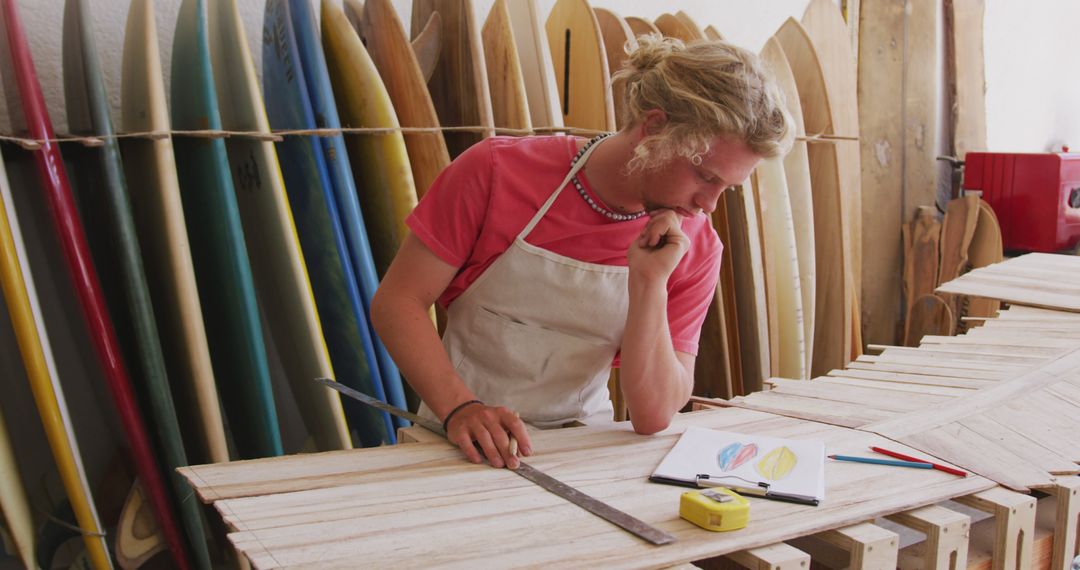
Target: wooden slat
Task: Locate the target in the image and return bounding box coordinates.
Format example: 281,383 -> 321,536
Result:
1051,477 -> 1080,570
724,543 -> 811,569
817,522 -> 900,569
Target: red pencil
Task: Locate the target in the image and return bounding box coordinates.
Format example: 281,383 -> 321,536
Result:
871,447 -> 968,477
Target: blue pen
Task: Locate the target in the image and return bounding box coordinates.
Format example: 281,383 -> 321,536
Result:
829,455 -> 934,469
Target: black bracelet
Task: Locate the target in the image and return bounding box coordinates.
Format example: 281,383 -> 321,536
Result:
442,399 -> 483,433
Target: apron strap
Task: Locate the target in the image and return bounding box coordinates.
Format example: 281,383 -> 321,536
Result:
517,136 -> 609,241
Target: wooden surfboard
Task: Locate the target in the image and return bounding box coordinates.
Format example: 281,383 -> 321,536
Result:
506,0 -> 563,132
348,0 -> 449,199
593,7 -> 636,130
0,146 -> 110,569
726,183 -> 770,391
857,0 -> 938,346
289,0 -> 404,433
172,0 -> 283,460
262,0 -> 392,446
64,0 -> 212,565
674,11 -> 706,40
413,0 -> 495,157
753,158 -> 807,380
964,200 -> 1003,322
121,0 -> 228,466
209,0 -> 351,453
624,16 -> 661,40
704,25 -> 724,41
902,206 -> 941,343
802,0 -> 862,301
761,37 -> 816,377
749,173 -> 780,377
775,17 -> 851,376
0,0 -> 190,566
546,0 -> 616,133
482,0 -> 532,133
654,12 -> 703,42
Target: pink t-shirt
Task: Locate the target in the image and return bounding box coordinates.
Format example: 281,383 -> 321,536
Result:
405,136 -> 722,356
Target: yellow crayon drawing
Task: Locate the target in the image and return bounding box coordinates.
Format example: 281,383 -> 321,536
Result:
756,446 -> 798,481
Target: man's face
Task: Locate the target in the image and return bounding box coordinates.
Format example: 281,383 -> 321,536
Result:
637,136 -> 763,217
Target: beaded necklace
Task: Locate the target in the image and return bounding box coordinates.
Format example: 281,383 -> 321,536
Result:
570,133 -> 646,222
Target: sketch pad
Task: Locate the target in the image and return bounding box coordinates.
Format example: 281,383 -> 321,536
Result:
650,427 -> 826,503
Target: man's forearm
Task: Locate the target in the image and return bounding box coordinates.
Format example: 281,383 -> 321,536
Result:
371,291 -> 475,420
619,274 -> 693,434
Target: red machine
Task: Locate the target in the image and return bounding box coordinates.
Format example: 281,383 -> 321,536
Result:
962,151 -> 1080,253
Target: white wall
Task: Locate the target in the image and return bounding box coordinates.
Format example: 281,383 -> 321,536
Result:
984,0 -> 1080,152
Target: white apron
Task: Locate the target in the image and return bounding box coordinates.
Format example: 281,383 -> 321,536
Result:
419,139 -> 630,428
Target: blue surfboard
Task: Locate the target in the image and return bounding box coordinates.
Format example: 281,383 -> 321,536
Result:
288,0 -> 409,427
263,0 -> 392,445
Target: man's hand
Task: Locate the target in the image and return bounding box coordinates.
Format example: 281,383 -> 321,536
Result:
628,209 -> 691,282
444,404 -> 532,469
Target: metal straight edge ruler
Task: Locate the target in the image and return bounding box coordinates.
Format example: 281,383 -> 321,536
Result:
316,378 -> 675,546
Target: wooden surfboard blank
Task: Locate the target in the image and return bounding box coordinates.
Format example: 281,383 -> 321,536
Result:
904,294 -> 955,347
964,200 -> 1003,322
546,0 -> 616,133
654,13 -> 698,42
482,0 -> 532,132
857,0 -> 938,346
350,0 -> 449,199
625,16 -> 660,40
675,11 -> 706,41
802,0 -> 862,300
506,0 -> 563,131
903,206 -> 942,343
775,18 -> 851,376
704,25 -> 724,41
727,183 -> 770,391
750,172 -> 780,377
593,7 -> 635,130
754,158 -> 807,380
761,37 -> 816,377
412,0 -> 494,157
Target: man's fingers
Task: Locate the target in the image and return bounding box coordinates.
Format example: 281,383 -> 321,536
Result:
451,431 -> 483,464
471,429 -> 505,468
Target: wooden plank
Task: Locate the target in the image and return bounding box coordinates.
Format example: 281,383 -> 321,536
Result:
887,505 -> 971,570
903,207 -> 942,343
955,488 -> 1036,570
812,375 -> 975,397
904,294 -> 955,347
938,195 -> 981,331
962,200 -> 1004,327
859,0 -> 938,348
945,0 -> 987,160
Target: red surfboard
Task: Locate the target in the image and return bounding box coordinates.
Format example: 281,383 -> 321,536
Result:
0,1 -> 190,568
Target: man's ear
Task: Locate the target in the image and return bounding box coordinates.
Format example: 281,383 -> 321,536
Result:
639,109 -> 669,137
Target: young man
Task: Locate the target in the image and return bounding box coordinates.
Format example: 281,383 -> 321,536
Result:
372,36 -> 793,468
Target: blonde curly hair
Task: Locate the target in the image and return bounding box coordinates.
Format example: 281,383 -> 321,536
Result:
613,35 -> 794,173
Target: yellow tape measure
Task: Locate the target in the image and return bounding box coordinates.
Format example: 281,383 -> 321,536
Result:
679,487 -> 750,532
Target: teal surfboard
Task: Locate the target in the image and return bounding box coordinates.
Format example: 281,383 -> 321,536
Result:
171,0 -> 282,458
62,0 -> 210,566
263,0 -> 390,446
288,0 -> 409,427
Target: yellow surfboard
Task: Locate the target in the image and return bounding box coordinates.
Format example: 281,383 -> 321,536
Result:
323,0 -> 419,279
0,148 -> 110,569
209,0 -> 351,452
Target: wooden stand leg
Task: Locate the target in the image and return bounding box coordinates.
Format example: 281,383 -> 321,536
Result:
1052,478 -> 1080,570
955,488 -> 1036,570
817,522 -> 900,570
887,504 -> 971,569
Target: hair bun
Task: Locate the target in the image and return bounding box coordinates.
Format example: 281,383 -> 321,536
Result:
626,34 -> 683,73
